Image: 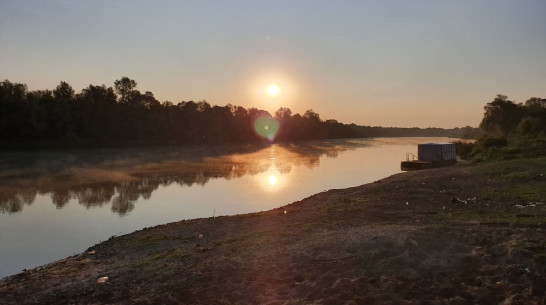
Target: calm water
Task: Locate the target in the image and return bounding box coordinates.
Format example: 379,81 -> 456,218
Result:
0,137 -> 455,278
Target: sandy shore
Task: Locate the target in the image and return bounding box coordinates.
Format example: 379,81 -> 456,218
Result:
1,159 -> 545,304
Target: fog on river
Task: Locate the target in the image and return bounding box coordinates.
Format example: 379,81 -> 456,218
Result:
0,137 -> 456,278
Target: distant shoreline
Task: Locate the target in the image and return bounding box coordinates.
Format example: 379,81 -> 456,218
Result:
0,134 -> 470,152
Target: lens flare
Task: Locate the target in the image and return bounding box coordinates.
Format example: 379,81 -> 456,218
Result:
253,115 -> 280,141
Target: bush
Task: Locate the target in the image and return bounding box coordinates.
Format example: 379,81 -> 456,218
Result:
480,137 -> 507,148
453,141 -> 476,160
517,116 -> 543,137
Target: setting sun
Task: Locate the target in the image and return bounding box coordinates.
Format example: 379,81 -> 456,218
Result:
266,84 -> 280,97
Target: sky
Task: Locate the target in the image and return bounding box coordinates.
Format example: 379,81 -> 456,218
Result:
1,0 -> 545,128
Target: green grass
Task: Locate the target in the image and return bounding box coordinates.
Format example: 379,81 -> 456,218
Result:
222,230 -> 274,248
503,185 -> 546,201
469,137 -> 546,161
443,208 -> 545,228
533,253 -> 546,263
471,157 -> 546,176
130,248 -> 191,272
463,158 -> 546,202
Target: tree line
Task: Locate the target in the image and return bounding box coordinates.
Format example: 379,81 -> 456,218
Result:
0,77 -> 475,148
457,94 -> 546,160
480,94 -> 546,139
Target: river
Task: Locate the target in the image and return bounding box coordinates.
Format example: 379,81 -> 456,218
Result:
0,137 -> 457,278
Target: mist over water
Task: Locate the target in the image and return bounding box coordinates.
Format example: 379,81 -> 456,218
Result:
0,137 -> 456,278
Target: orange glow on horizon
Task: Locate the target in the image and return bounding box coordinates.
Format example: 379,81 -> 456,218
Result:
247,71 -> 300,114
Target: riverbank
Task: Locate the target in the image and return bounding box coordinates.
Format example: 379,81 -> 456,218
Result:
1,158 -> 545,304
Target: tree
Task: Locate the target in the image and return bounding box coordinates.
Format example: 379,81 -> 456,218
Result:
0,80 -> 30,140
524,97 -> 546,121
80,84 -> 117,105
114,77 -> 138,103
275,107 -> 292,121
517,117 -> 543,137
460,126 -> 482,139
196,100 -> 211,112
0,80 -> 27,104
139,91 -> 160,108
53,81 -> 75,101
48,82 -> 76,140
303,109 -> 321,122
525,97 -> 546,108
480,95 -> 524,137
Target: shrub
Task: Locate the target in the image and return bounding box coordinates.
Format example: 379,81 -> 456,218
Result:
480,136 -> 507,148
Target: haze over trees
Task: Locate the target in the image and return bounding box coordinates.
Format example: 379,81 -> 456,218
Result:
1,77 -> 478,148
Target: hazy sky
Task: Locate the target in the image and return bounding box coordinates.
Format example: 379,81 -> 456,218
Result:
1,1 -> 545,128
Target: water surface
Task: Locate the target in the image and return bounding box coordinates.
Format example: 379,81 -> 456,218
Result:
0,137 -> 455,278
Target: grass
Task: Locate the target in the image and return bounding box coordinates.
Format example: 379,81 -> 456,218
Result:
441,206 -> 545,228
525,240 -> 546,263
461,158 -> 546,202
325,199 -> 367,213
534,253 -> 546,263
466,137 -> 546,161
130,248 -> 192,272
289,221 -> 326,232
503,185 -> 546,201
222,231 -> 274,248
469,157 -> 546,176
416,158 -> 546,227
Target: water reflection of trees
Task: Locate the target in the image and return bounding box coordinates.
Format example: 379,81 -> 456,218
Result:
0,140 -> 367,215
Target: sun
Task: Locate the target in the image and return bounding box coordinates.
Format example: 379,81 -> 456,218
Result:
266,84 -> 280,97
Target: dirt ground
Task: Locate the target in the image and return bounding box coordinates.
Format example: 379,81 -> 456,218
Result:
1,159 -> 545,304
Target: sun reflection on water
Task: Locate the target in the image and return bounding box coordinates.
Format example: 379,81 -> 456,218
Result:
268,175 -> 278,186
260,168 -> 284,192
256,145 -> 289,192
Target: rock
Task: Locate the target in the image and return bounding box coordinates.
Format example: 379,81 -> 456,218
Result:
407,238 -> 419,247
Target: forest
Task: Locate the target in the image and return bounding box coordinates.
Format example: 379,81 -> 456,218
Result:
0,77 -> 493,148
456,94 -> 546,160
